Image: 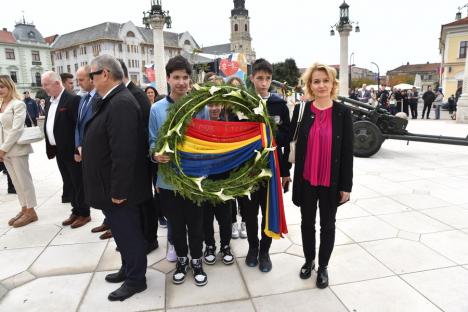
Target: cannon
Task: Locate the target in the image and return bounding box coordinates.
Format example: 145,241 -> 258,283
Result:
338,96 -> 468,157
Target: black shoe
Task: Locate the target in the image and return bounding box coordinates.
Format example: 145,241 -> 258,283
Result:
316,267 -> 329,289
220,245 -> 235,265
245,247 -> 258,267
108,282 -> 147,301
146,240 -> 159,255
203,245 -> 216,265
258,252 -> 272,272
299,261 -> 315,279
191,258 -> 208,286
173,257 -> 189,284
7,188 -> 16,194
105,268 -> 126,283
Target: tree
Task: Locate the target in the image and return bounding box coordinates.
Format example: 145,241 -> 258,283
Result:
272,58 -> 300,86
388,74 -> 414,87
351,78 -> 376,89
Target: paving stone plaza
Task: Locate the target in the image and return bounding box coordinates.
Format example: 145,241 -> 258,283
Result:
1,114 -> 468,311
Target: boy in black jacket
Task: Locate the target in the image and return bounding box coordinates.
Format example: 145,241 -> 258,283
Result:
240,58 -> 291,272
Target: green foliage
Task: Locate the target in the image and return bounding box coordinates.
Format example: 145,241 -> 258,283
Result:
153,85 -> 276,205
272,58 -> 300,86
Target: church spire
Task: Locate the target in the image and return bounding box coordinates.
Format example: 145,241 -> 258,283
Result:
232,0 -> 248,16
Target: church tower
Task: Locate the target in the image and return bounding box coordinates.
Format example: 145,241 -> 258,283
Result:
230,0 -> 256,63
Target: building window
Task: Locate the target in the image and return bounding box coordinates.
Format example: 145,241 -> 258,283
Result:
127,31 -> 135,37
459,41 -> 468,58
65,51 -> 69,59
28,31 -> 36,39
141,46 -> 145,53
142,60 -> 146,68
67,65 -> 71,73
74,63 -> 78,71
5,48 -> 15,60
35,72 -> 41,86
234,24 -> 238,31
118,44 -> 123,52
184,39 -> 190,45
92,44 -> 101,56
245,24 -> 248,32
73,49 -> 77,57
32,50 -> 41,61
128,59 -> 131,68
10,71 -> 17,83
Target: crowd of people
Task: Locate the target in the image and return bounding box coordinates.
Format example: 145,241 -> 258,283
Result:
0,55 -> 354,302
350,84 -> 460,120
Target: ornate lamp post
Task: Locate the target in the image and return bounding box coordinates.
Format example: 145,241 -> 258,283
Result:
143,0 -> 172,95
453,3 -> 468,123
330,1 -> 360,97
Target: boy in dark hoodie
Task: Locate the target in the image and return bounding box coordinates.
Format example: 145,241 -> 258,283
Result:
240,58 -> 291,272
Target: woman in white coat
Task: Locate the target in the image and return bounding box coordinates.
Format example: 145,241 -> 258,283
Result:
0,75 -> 38,227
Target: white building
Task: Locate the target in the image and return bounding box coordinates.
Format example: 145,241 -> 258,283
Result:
0,20 -> 53,94
50,21 -> 199,86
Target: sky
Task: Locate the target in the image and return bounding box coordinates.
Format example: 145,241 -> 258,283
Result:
0,0 -> 465,73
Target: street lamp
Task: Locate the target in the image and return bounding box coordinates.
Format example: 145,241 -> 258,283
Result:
370,62 -> 380,93
453,3 -> 468,122
330,1 -> 360,97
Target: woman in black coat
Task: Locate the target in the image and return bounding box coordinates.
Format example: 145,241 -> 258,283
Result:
291,63 -> 354,289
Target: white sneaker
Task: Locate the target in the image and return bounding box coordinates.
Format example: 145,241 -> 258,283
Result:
166,243 -> 177,262
240,222 -> 247,239
231,223 -> 240,239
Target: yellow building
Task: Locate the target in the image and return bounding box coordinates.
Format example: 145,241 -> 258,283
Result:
440,17 -> 468,99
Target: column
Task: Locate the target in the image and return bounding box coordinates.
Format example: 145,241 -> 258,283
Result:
150,16 -> 168,95
338,25 -> 352,97
456,54 -> 468,123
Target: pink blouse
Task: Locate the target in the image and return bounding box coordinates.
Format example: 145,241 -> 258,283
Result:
303,102 -> 333,187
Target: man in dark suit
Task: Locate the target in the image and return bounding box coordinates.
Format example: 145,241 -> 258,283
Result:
82,55 -> 151,301
118,59 -> 158,254
23,91 -> 39,126
41,71 -> 91,228
74,65 -> 112,239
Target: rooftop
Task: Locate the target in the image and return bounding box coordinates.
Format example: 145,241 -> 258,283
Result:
0,29 -> 16,44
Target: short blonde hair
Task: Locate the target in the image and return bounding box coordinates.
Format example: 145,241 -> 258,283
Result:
0,75 -> 21,101
302,63 -> 339,100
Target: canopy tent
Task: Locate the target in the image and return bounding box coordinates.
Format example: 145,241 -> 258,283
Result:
393,83 -> 417,90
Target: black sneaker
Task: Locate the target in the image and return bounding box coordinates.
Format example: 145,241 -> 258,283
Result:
258,252 -> 272,272
245,247 -> 258,267
172,257 -> 189,284
220,245 -> 235,265
191,258 -> 208,286
203,245 -> 216,265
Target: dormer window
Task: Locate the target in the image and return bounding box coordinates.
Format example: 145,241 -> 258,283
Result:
184,40 -> 190,45
126,31 -> 135,37
28,31 -> 35,39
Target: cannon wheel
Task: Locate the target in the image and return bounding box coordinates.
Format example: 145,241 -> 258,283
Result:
353,121 -> 383,157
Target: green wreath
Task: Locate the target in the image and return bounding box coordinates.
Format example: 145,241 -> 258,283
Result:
153,84 -> 277,204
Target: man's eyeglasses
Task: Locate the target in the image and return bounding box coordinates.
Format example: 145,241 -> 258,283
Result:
89,69 -> 104,79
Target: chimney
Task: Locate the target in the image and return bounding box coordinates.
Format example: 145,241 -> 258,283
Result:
406,62 -> 410,65
426,61 -> 429,64
2,28 -> 7,31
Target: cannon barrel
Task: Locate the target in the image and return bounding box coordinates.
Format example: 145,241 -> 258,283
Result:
385,134 -> 468,146
338,96 -> 390,115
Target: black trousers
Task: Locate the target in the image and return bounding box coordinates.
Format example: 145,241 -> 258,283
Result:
56,156 -> 89,217
422,102 -> 432,118
240,185 -> 272,253
300,184 -> 338,267
203,201 -> 232,248
160,189 -> 204,259
140,197 -> 158,245
402,102 -> 409,116
231,199 -> 245,223
103,203 -> 147,287
410,102 -> 418,119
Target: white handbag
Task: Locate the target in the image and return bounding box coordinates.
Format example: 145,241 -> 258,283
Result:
17,110 -> 44,145
288,101 -> 306,164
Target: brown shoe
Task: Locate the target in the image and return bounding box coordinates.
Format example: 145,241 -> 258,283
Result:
62,214 -> 78,226
13,209 -> 38,228
70,216 -> 91,229
99,230 -> 113,240
8,212 -> 24,226
91,223 -> 110,233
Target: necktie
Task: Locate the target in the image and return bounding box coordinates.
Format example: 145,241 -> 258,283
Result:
79,94 -> 91,120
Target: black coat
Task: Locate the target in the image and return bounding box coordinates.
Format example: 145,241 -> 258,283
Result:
82,83 -> 152,210
291,101 -> 354,208
44,90 -> 81,160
